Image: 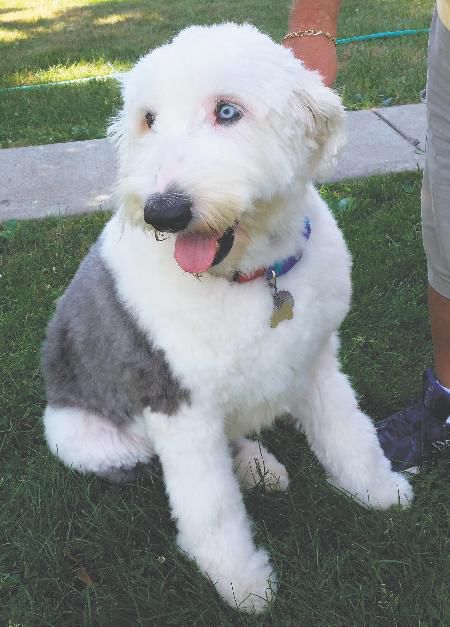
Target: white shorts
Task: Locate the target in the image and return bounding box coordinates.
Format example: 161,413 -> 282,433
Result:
422,10 -> 450,297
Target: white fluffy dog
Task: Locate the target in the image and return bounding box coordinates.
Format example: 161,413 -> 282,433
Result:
42,23 -> 413,612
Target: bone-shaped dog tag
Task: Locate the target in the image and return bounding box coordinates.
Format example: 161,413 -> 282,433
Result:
270,289 -> 294,328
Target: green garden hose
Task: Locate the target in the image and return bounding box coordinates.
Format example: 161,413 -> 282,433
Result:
336,28 -> 430,45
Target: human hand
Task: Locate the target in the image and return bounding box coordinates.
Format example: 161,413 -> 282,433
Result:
282,35 -> 338,87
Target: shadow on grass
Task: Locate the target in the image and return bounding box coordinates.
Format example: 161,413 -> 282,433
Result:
0,0 -> 292,84
0,2 -> 179,91
1,1 -> 157,37
0,1 -> 168,70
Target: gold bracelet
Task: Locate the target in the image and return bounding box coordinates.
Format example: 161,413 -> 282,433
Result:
282,29 -> 337,45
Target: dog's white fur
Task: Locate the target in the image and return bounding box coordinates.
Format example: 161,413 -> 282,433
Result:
44,24 -> 412,612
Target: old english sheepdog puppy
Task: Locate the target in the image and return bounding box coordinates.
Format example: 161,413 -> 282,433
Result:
42,23 -> 413,612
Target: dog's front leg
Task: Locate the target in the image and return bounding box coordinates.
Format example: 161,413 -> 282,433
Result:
144,407 -> 276,613
291,336 -> 413,509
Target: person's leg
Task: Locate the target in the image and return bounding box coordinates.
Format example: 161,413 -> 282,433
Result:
429,286 -> 450,388
423,9 -> 450,388
376,9 -> 450,470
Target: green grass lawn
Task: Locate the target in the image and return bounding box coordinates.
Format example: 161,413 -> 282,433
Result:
1,172 -> 449,625
0,0 -> 434,147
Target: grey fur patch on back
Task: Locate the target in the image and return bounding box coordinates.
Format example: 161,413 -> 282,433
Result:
42,243 -> 190,425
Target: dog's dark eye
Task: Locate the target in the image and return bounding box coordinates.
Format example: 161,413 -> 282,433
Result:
145,112 -> 156,129
215,102 -> 242,125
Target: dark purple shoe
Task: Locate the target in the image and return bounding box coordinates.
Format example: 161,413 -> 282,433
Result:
376,369 -> 450,471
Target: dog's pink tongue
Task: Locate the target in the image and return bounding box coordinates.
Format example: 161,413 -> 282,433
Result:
174,232 -> 218,273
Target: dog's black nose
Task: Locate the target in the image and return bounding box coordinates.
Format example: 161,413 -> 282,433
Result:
144,189 -> 193,233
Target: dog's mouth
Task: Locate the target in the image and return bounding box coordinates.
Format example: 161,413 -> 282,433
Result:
174,224 -> 236,273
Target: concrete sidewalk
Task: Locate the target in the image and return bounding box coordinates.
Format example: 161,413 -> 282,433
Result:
0,103 -> 426,221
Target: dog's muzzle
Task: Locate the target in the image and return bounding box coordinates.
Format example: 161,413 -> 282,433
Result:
144,187 -> 237,272
144,189 -> 193,233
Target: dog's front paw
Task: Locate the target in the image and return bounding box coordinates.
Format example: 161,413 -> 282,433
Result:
212,548 -> 277,613
331,470 -> 413,510
366,471 -> 413,509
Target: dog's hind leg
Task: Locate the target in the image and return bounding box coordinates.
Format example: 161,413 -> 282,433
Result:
289,335 -> 413,509
144,407 -> 277,613
43,405 -> 154,481
232,438 -> 289,492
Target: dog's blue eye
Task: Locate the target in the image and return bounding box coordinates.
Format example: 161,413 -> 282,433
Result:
216,102 -> 242,125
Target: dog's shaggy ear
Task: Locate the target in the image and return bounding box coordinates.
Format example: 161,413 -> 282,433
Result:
291,69 -> 346,179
